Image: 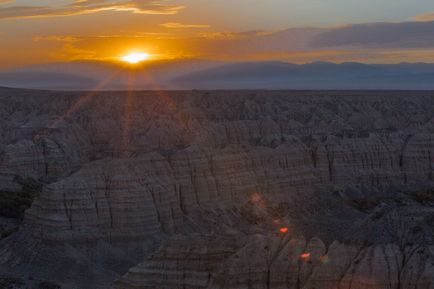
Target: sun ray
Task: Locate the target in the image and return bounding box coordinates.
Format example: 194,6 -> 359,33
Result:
48,70 -> 121,129
120,69 -> 136,157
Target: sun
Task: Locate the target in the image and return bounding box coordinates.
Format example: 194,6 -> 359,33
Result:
120,52 -> 150,64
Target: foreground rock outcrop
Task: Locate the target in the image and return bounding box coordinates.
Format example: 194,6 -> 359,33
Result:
116,235 -> 434,289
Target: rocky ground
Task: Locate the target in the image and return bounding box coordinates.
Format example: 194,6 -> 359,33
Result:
0,88 -> 433,289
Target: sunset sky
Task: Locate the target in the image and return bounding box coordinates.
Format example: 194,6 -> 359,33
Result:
2,0 -> 434,68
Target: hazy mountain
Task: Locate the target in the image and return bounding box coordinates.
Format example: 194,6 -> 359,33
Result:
174,61 -> 434,89
0,71 -> 97,90
1,59 -> 224,90
3,60 -> 434,90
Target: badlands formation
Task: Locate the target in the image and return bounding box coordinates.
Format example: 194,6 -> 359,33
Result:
0,88 -> 433,288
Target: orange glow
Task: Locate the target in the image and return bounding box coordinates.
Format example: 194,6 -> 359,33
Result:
279,227 -> 289,234
251,193 -> 263,203
300,252 -> 311,259
120,52 -> 151,64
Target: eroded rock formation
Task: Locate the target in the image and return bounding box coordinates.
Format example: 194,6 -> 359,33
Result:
0,88 -> 433,288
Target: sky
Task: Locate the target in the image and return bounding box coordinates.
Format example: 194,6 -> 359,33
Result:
2,0 -> 434,68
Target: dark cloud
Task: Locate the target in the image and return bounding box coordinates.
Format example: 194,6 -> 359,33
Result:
312,21 -> 434,48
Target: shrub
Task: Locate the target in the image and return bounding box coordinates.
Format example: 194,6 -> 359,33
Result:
348,197 -> 379,211
0,227 -> 19,240
412,191 -> 434,204
36,281 -> 61,289
0,277 -> 24,289
0,191 -> 38,219
0,177 -> 41,219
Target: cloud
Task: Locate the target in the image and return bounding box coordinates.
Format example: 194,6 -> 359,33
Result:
8,16 -> 434,67
160,22 -> 210,29
30,34 -> 97,61
0,0 -> 185,19
312,21 -> 434,48
33,35 -> 82,43
412,12 -> 434,22
198,31 -> 267,40
31,19 -> 434,63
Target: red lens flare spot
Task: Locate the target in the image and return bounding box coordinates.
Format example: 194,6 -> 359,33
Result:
251,193 -> 262,203
300,252 -> 311,259
279,227 -> 289,234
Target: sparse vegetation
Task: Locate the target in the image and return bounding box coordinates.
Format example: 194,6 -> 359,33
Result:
411,191 -> 434,204
0,177 -> 41,219
348,197 -> 379,212
0,191 -> 38,219
36,281 -> 61,289
0,277 -> 24,289
0,227 -> 18,240
0,177 -> 41,240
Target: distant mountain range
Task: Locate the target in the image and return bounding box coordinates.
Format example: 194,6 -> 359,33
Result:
3,60 -> 434,90
173,61 -> 434,90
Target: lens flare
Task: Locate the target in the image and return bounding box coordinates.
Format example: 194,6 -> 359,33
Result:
279,227 -> 289,234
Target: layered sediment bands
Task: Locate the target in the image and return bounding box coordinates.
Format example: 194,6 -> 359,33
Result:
310,133 -> 434,187
169,141 -> 316,212
116,235 -> 434,289
401,133 -> 434,183
24,154 -> 181,242
311,134 -> 403,186
21,143 -> 316,243
0,168 -> 22,192
0,123 -> 92,180
114,235 -> 240,289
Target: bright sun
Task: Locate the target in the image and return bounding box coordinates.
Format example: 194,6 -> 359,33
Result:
120,52 -> 150,64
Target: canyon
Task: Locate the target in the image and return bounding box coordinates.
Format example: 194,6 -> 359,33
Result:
0,88 -> 433,288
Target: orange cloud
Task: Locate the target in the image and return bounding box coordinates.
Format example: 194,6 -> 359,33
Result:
7,19 -> 434,69
29,34 -> 96,61
199,31 -> 266,40
0,1 -> 185,20
33,35 -> 82,43
161,22 -> 210,29
412,12 -> 434,21
25,30 -> 434,65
